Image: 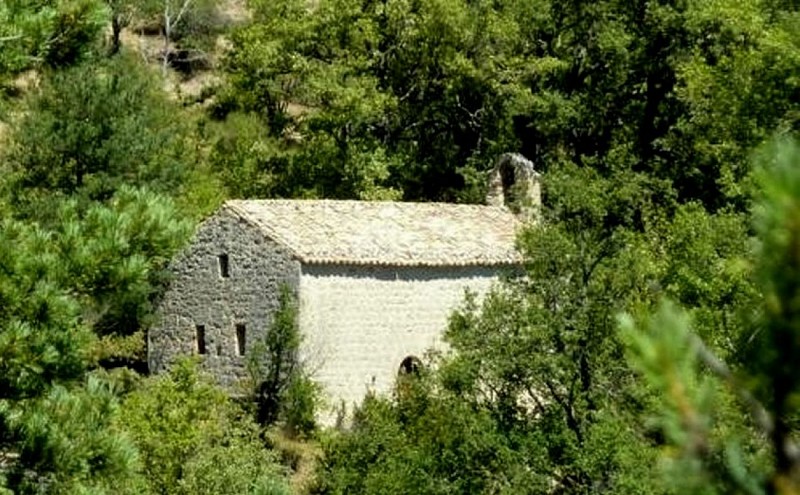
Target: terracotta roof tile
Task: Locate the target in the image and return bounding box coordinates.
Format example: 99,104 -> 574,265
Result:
224,199 -> 521,266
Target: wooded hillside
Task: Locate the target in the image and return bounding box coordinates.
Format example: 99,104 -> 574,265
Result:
1,0 -> 799,493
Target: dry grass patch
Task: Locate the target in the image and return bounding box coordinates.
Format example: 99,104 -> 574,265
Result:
266,428 -> 322,495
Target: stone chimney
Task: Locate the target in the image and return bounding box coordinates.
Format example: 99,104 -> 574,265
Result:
485,153 -> 541,223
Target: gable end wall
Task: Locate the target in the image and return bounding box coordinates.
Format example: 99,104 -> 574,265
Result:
148,209 -> 301,388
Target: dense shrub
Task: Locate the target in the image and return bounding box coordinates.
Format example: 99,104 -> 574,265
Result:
120,360 -> 292,495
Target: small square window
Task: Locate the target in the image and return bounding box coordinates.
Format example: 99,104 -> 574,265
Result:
196,325 -> 206,355
218,254 -> 230,278
236,324 -> 246,356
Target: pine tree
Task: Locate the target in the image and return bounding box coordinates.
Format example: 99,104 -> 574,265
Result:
622,139 -> 800,494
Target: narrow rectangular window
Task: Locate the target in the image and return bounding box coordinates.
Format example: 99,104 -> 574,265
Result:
218,254 -> 230,278
196,325 -> 206,355
236,324 -> 246,356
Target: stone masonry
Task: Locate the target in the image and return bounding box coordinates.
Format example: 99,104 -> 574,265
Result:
148,209 -> 301,388
148,154 -> 540,424
298,264 -> 498,420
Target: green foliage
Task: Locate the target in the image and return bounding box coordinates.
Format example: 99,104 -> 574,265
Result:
511,0 -> 798,210
621,303 -> 768,495
440,199 -> 665,491
104,0 -> 135,54
218,0 -> 798,208
0,186 -> 191,361
662,2 -> 800,208
218,0 -> 532,201
206,112 -> 299,199
747,139 -> 800,491
0,219 -> 141,494
280,372 -> 320,440
655,203 -> 756,358
247,286 -> 319,436
315,381 -> 549,495
622,140 -> 800,494
136,0 -> 227,49
0,220 -> 89,401
2,376 -> 141,494
120,359 -> 291,495
4,54 -> 193,208
50,187 -> 193,340
0,0 -> 107,76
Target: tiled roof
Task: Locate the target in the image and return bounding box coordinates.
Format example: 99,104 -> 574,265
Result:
224,199 -> 522,267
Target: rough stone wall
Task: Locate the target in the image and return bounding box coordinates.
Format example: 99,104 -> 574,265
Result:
297,264 -> 501,424
148,208 -> 301,388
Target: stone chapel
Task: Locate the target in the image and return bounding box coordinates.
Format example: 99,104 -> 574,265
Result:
148,154 -> 539,423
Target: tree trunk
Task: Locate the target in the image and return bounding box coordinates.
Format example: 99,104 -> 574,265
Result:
110,15 -> 122,55
163,6 -> 171,76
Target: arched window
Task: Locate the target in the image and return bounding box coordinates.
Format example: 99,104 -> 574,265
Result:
398,356 -> 422,376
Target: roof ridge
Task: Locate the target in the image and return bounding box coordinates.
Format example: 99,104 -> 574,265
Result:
225,198 -> 510,208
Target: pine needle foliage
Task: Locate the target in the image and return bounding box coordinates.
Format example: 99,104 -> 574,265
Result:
622,139 -> 800,495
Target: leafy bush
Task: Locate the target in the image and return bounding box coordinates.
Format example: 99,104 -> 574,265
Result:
0,0 -> 107,75
120,359 -> 291,495
0,221 -> 142,492
247,286 -> 319,437
281,373 -> 321,439
313,374 -> 550,495
2,377 -> 143,494
50,187 -> 193,340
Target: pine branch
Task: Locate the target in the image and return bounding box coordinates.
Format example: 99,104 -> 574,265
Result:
690,333 -> 775,438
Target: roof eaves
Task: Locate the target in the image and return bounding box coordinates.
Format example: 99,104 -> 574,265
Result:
300,256 -> 523,267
